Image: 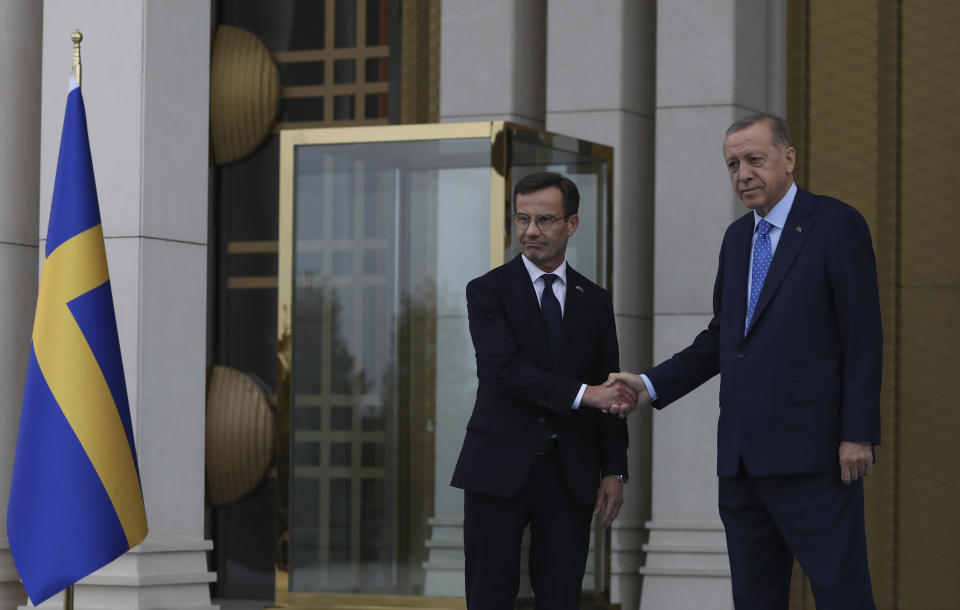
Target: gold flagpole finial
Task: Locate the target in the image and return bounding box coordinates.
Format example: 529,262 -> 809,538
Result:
71,29 -> 83,86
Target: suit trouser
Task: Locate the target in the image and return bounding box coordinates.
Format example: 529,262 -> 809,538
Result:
463,449 -> 594,610
719,463 -> 876,610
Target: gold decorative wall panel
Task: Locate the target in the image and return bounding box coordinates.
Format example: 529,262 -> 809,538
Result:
210,25 -> 281,164
787,1 -> 960,608
897,1 -> 960,606
206,365 -> 275,506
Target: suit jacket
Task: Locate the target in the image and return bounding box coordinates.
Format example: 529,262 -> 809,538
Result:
451,255 -> 629,506
646,188 -> 882,477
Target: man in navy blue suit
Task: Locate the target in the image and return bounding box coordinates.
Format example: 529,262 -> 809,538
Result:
610,114 -> 881,609
452,172 -> 634,610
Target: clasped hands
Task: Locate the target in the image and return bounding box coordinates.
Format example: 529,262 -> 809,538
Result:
582,372 -> 652,418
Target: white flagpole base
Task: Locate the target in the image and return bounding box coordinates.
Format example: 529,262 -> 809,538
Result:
18,537 -> 216,610
0,545 -> 27,609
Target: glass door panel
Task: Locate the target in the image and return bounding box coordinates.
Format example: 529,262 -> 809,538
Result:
278,123 -> 613,606
288,136 -> 491,594
508,129 -> 612,287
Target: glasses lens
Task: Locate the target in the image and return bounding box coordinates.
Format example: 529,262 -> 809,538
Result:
537,215 -> 568,231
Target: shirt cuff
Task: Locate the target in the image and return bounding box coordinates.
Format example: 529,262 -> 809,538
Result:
640,374 -> 658,401
572,384 -> 587,409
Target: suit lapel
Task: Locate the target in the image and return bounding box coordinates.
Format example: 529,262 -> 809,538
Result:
728,215 -> 754,337
746,189 -> 815,336
555,266 -> 587,372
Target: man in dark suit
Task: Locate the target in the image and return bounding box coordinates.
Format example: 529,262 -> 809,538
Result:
610,114 -> 881,609
451,172 -> 633,610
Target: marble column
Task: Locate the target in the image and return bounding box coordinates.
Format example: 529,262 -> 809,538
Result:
438,0 -> 546,128
0,1 -> 43,608
545,2 -> 655,608
29,1 -> 215,608
639,1 -> 785,608
424,1 -> 548,595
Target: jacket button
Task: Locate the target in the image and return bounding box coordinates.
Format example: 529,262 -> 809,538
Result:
736,352 -> 745,359
537,417 -> 546,424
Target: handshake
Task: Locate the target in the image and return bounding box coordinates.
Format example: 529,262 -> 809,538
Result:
582,372 -> 651,418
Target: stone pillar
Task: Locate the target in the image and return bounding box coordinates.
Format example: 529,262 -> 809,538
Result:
545,2 -> 655,608
425,1 -> 548,595
0,1 -> 43,608
31,1 -> 215,608
640,1 -> 785,608
439,0 -> 546,127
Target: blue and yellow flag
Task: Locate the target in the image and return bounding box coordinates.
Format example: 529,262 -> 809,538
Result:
6,76 -> 148,605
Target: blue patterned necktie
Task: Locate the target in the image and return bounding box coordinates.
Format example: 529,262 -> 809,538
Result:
540,273 -> 563,361
745,219 -> 773,333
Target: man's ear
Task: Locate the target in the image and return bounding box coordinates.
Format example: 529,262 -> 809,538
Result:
567,214 -> 579,237
784,146 -> 796,174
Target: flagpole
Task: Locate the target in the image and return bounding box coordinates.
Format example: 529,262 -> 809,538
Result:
71,28 -> 82,85
63,584 -> 74,610
65,27 -> 81,610
7,24 -> 146,607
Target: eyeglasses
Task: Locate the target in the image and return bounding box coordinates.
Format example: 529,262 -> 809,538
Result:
512,213 -> 572,231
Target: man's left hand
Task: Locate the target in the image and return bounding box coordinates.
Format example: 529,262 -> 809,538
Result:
594,476 -> 624,528
839,441 -> 874,485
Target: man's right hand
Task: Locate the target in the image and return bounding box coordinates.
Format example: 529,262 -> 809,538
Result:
582,381 -> 638,416
602,372 -> 652,416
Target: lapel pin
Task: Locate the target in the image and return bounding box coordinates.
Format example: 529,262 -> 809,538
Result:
796,225 -> 802,233
575,285 -> 584,294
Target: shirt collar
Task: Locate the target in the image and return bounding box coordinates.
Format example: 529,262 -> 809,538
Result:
754,182 -> 797,232
521,254 -> 567,286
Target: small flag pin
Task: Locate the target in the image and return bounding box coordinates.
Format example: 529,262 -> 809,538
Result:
575,285 -> 584,293
796,225 -> 803,232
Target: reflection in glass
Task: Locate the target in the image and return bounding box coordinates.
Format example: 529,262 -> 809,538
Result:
290,138 -> 491,593
509,129 -> 610,286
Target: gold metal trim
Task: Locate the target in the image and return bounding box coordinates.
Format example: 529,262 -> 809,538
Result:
273,47 -> 390,63
269,592 -> 466,609
227,240 -> 280,254
276,129 -> 295,605
273,119 -> 390,132
282,82 -> 389,99
227,277 -> 279,290
282,122 -> 494,146
600,145 -> 615,290
490,122 -> 508,269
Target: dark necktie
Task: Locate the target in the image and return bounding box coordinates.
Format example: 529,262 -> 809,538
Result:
746,219 -> 773,333
540,273 -> 563,362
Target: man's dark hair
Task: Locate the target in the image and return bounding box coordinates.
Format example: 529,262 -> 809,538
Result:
512,171 -> 580,216
726,113 -> 793,149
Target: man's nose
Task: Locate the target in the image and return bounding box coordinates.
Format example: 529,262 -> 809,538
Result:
522,221 -> 542,237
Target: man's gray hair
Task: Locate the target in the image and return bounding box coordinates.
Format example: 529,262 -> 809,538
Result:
726,113 -> 792,149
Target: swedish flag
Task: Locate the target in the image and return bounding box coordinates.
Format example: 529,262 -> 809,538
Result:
7,76 -> 148,605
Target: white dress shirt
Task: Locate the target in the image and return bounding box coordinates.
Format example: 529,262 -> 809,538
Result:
521,255 -> 587,409
640,183 -> 798,402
